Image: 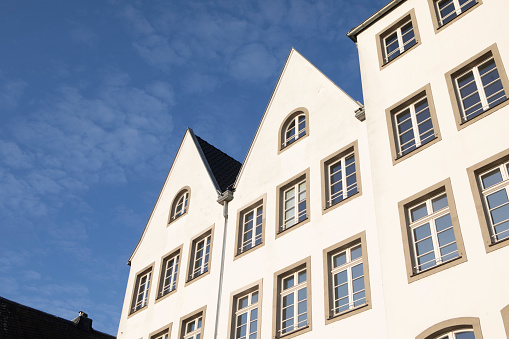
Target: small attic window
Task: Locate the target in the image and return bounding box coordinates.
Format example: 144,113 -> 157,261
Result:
279,109 -> 309,153
168,187 -> 190,225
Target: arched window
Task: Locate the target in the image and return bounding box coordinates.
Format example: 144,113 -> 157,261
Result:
416,317 -> 483,339
279,109 -> 309,152
168,187 -> 190,224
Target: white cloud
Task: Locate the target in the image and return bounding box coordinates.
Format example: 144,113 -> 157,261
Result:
0,77 -> 27,109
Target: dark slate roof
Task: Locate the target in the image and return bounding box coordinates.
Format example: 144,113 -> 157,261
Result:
0,296 -> 116,339
195,136 -> 242,192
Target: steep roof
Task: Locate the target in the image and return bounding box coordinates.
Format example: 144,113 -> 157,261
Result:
195,135 -> 242,192
0,296 -> 115,339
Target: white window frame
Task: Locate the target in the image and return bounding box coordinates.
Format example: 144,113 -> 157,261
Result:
184,316 -> 203,339
408,193 -> 459,273
190,235 -> 211,280
173,191 -> 189,220
383,19 -> 416,63
132,271 -> 151,313
433,328 -> 475,339
394,97 -> 435,156
283,114 -> 306,148
435,0 -> 476,26
281,180 -> 307,232
327,152 -> 357,207
239,205 -> 263,253
454,56 -> 506,122
234,290 -> 259,339
330,243 -> 366,316
279,269 -> 308,336
479,162 -> 509,243
159,253 -> 180,298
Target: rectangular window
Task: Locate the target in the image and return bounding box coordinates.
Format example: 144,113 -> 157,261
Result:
435,0 -> 476,25
321,141 -> 362,213
129,264 -> 154,315
282,180 -> 307,231
323,232 -> 371,324
478,162 -> 509,243
186,228 -> 214,285
376,9 -> 421,68
386,84 -> 441,163
157,247 -> 182,300
149,323 -> 172,339
446,44 -> 509,129
179,307 -> 206,339
276,169 -> 310,238
234,290 -> 259,339
399,179 -> 467,283
240,205 -> 263,253
272,257 -> 311,338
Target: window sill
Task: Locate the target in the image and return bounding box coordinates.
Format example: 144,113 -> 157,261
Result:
234,242 -> 264,261
393,135 -> 440,165
433,1 -> 481,33
322,191 -> 361,215
167,212 -> 187,227
127,304 -> 148,318
278,325 -> 310,338
457,98 -> 509,131
328,303 -> 369,320
185,269 -> 210,286
325,302 -> 371,324
380,41 -> 420,70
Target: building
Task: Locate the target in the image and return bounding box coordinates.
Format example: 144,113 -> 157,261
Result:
0,296 -> 116,339
116,0 -> 509,338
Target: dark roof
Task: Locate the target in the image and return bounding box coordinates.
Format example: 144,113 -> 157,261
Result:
195,136 -> 242,192
0,296 -> 116,339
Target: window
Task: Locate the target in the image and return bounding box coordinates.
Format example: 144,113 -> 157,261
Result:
233,290 -> 259,339
276,169 -> 310,237
386,84 -> 441,163
157,246 -> 182,301
272,257 -> 312,338
129,263 -> 154,315
376,9 -> 421,68
321,141 -> 362,213
427,0 -> 481,30
278,109 -> 309,153
399,179 -> 467,283
234,195 -> 266,259
323,232 -> 371,324
467,149 -> 509,253
169,187 -> 191,224
415,317 -> 483,339
179,306 -> 206,339
186,227 -> 213,285
446,44 -> 509,129
149,323 -> 172,339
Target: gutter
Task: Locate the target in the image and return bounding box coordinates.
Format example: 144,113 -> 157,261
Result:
213,189 -> 234,339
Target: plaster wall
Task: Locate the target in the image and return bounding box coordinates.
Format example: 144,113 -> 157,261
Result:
355,0 -> 509,337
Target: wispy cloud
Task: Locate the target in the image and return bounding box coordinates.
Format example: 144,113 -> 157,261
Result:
0,77 -> 27,110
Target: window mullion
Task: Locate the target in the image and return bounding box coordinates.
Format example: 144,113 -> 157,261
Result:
473,66 -> 489,109
397,28 -> 404,53
452,0 -> 462,14
409,104 -> 421,146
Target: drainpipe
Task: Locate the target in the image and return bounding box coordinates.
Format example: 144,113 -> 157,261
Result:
214,189 -> 234,339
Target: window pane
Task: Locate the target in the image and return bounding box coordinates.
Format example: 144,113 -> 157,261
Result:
481,168 -> 503,188
298,270 -> 306,284
491,204 -> 509,225
414,223 -> 432,241
432,195 -> 448,212
334,271 -> 348,286
495,221 -> 509,241
487,189 -> 508,209
283,276 -> 294,290
411,203 -> 428,221
455,331 -> 475,339
435,213 -> 453,232
252,292 -> 258,304
353,276 -> 365,293
416,238 -> 434,256
351,246 -> 362,260
352,263 -> 364,279
437,228 -> 455,247
238,296 -> 249,310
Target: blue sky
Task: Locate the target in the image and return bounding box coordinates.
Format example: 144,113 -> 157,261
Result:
0,0 -> 385,335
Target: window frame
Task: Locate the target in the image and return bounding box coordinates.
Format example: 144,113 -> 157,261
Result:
128,262 -> 155,317
375,9 -> 421,69
385,84 -> 441,164
234,195 -> 267,260
178,306 -> 207,339
168,187 -> 191,225
149,322 -> 173,339
427,0 -> 481,32
445,44 -> 509,130
156,245 -> 183,303
322,231 -> 371,324
467,148 -> 509,253
272,257 -> 312,339
227,279 -> 263,339
415,317 -> 483,339
320,141 -> 362,213
275,168 -> 311,239
502,304 -> 509,338
278,108 -> 310,154
185,226 -> 214,286
399,178 -> 467,283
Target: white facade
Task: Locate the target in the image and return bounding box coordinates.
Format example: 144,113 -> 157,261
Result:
117,0 -> 509,338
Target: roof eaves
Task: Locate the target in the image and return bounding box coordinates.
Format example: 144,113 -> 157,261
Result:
346,0 -> 406,42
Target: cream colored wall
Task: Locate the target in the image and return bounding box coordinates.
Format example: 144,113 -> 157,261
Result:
356,0 -> 509,337
216,51 -> 389,338
117,130 -> 224,339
